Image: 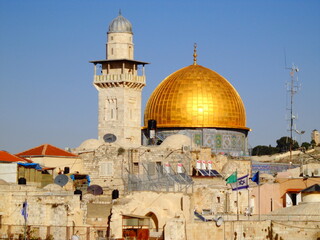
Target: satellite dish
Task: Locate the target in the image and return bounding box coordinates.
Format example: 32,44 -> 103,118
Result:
103,133 -> 117,143
54,174 -> 69,187
87,185 -> 103,195
215,216 -> 224,227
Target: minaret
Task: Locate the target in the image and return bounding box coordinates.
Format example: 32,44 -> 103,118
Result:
90,12 -> 148,146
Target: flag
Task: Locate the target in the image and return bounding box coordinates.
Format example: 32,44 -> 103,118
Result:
251,171 -> 260,185
225,171 -> 237,184
230,174 -> 249,191
21,200 -> 28,221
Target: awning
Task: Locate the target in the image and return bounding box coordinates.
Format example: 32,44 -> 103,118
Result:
17,163 -> 42,170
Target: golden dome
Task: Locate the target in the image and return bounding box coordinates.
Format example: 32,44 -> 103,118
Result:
144,64 -> 249,130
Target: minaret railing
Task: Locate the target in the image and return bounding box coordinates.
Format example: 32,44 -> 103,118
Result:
94,73 -> 145,84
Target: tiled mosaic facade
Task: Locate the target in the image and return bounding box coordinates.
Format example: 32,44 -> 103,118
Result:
144,128 -> 248,156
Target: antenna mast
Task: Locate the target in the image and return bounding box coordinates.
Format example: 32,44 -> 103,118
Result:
286,63 -> 300,162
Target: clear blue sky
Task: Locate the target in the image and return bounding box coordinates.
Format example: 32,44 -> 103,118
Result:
1,0 -> 319,153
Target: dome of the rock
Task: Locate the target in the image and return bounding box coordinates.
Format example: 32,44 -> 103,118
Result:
144,64 -> 249,130
142,51 -> 250,156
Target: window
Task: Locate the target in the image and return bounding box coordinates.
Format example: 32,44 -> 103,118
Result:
100,162 -> 113,177
148,162 -> 156,175
133,163 -> 139,174
105,98 -> 117,120
97,230 -> 106,240
217,196 -> 221,204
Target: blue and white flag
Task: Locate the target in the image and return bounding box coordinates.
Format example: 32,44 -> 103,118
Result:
230,174 -> 249,191
21,200 -> 28,221
251,171 -> 260,185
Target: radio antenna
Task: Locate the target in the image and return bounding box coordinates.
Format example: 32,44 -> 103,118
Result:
285,61 -> 300,163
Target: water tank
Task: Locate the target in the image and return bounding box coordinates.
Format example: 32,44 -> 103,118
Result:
148,120 -> 157,142
64,167 -> 70,174
148,120 -> 157,130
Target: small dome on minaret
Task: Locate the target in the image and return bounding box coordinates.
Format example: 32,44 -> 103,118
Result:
108,11 -> 132,33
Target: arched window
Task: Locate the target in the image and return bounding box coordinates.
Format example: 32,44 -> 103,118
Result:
145,212 -> 159,231
112,189 -> 119,200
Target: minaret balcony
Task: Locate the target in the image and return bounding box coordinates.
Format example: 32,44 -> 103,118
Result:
94,73 -> 146,89
94,73 -> 145,83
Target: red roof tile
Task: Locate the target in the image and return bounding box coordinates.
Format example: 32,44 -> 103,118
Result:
0,151 -> 33,163
16,144 -> 78,157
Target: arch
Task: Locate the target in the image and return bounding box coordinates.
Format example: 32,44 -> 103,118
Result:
112,189 -> 119,200
145,211 -> 159,232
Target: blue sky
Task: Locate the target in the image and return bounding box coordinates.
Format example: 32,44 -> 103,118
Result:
0,0 -> 319,153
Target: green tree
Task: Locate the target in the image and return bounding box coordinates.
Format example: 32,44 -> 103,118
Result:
252,145 -> 278,156
301,142 -> 311,151
276,136 -> 299,152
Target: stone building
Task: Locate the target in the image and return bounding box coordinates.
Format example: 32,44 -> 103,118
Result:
89,12 -> 148,147
16,144 -> 83,177
311,129 -> 320,146
0,182 -> 116,240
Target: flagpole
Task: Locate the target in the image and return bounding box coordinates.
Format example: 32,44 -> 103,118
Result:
247,170 -> 249,220
225,170 -> 238,221
247,186 -> 250,220
24,216 -> 27,240
236,170 -> 239,221
258,182 -> 261,221
24,199 -> 27,240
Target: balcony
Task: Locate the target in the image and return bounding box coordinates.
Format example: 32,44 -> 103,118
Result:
94,73 -> 146,85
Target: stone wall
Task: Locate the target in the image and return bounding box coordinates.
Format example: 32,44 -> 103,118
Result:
110,191 -> 192,239
0,184 -> 84,239
185,220 -> 320,240
79,144 -> 128,196
0,183 -> 113,240
79,144 -> 194,196
192,178 -> 253,216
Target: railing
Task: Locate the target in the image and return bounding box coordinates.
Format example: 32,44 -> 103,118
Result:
94,74 -> 146,84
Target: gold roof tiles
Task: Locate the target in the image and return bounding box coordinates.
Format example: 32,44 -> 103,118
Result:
144,64 -> 249,130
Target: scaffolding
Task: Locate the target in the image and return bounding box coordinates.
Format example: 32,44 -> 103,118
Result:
125,162 -> 193,193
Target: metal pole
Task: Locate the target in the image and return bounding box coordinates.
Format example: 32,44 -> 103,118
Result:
247,188 -> 250,220
258,183 -> 261,221
24,218 -> 27,240
236,181 -> 239,221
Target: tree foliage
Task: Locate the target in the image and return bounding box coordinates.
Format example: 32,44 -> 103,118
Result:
252,136 -> 301,156
252,145 -> 278,156
276,136 -> 299,152
301,142 -> 311,150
